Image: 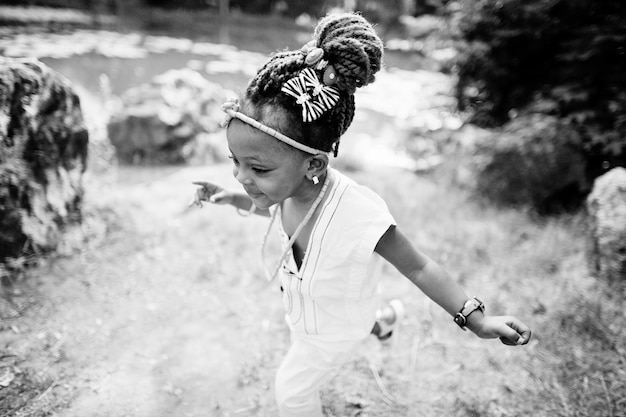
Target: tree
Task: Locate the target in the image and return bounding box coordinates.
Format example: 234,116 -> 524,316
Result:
455,0 -> 626,177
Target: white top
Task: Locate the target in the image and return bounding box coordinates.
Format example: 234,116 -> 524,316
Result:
276,169 -> 396,341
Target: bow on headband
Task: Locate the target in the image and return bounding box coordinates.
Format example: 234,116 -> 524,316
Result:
281,68 -> 340,123
220,98 -> 240,128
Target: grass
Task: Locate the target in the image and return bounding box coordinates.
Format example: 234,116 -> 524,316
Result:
520,280 -> 626,417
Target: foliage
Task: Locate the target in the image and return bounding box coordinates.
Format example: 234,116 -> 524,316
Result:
454,0 -> 626,177
475,114 -> 589,213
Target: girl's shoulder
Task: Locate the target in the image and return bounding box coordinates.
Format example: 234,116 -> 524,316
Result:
328,168 -> 392,222
322,169 -> 395,253
331,169 -> 388,210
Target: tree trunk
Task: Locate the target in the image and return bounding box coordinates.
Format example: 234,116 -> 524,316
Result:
219,0 -> 229,18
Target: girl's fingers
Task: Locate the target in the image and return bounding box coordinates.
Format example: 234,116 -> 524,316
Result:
209,190 -> 228,204
499,317 -> 532,346
192,181 -> 222,201
498,326 -> 521,346
516,328 -> 532,345
499,336 -> 517,346
192,181 -> 219,193
188,190 -> 203,208
507,318 -> 532,345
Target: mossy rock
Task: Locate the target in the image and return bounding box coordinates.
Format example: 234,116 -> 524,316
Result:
0,57 -> 88,263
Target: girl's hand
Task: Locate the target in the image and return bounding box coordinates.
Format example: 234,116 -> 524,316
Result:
471,316 -> 532,346
191,181 -> 233,207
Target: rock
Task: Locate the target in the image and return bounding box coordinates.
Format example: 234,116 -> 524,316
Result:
107,68 -> 230,164
0,57 -> 88,262
474,114 -> 589,213
586,167 -> 626,283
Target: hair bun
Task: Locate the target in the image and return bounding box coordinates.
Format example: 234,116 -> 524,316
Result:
314,13 -> 384,94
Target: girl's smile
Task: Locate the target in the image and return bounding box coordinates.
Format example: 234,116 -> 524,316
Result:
226,119 -> 312,209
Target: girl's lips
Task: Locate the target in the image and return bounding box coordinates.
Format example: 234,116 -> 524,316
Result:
245,189 -> 264,199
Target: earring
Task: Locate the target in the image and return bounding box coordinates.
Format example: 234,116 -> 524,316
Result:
312,175 -> 319,185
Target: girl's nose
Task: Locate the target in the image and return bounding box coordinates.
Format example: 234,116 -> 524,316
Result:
233,165 -> 252,186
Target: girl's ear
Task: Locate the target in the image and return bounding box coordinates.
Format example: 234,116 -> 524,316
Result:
306,154 -> 329,180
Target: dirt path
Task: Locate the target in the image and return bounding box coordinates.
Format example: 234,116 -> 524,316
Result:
1,161 -> 534,417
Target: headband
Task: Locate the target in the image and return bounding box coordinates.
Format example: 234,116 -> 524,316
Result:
220,99 -> 330,156
220,42 -> 340,157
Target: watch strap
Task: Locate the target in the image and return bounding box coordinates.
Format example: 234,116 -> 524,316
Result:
453,297 -> 485,330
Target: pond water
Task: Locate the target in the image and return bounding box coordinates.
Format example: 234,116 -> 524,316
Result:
1,21 -> 462,170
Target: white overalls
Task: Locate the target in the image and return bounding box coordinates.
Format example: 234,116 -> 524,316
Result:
274,169 -> 395,416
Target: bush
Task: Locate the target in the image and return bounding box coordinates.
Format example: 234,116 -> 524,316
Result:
455,0 -> 626,178
475,114 -> 589,213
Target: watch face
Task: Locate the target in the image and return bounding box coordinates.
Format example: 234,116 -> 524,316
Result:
462,298 -> 483,316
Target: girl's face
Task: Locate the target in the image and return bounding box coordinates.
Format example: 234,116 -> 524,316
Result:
226,120 -> 310,209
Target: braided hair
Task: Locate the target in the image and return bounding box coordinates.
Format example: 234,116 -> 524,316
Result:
241,13 -> 384,157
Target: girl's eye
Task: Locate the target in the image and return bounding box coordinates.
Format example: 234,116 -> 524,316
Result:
252,167 -> 269,174
228,155 -> 239,165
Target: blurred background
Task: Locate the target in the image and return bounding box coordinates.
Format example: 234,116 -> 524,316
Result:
0,1 -> 625,416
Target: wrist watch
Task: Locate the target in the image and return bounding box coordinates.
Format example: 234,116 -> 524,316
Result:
454,297 -> 485,330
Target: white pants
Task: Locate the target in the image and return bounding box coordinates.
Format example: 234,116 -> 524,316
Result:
275,335 -> 363,417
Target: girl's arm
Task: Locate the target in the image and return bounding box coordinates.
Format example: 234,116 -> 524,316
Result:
191,181 -> 270,217
375,225 -> 531,345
